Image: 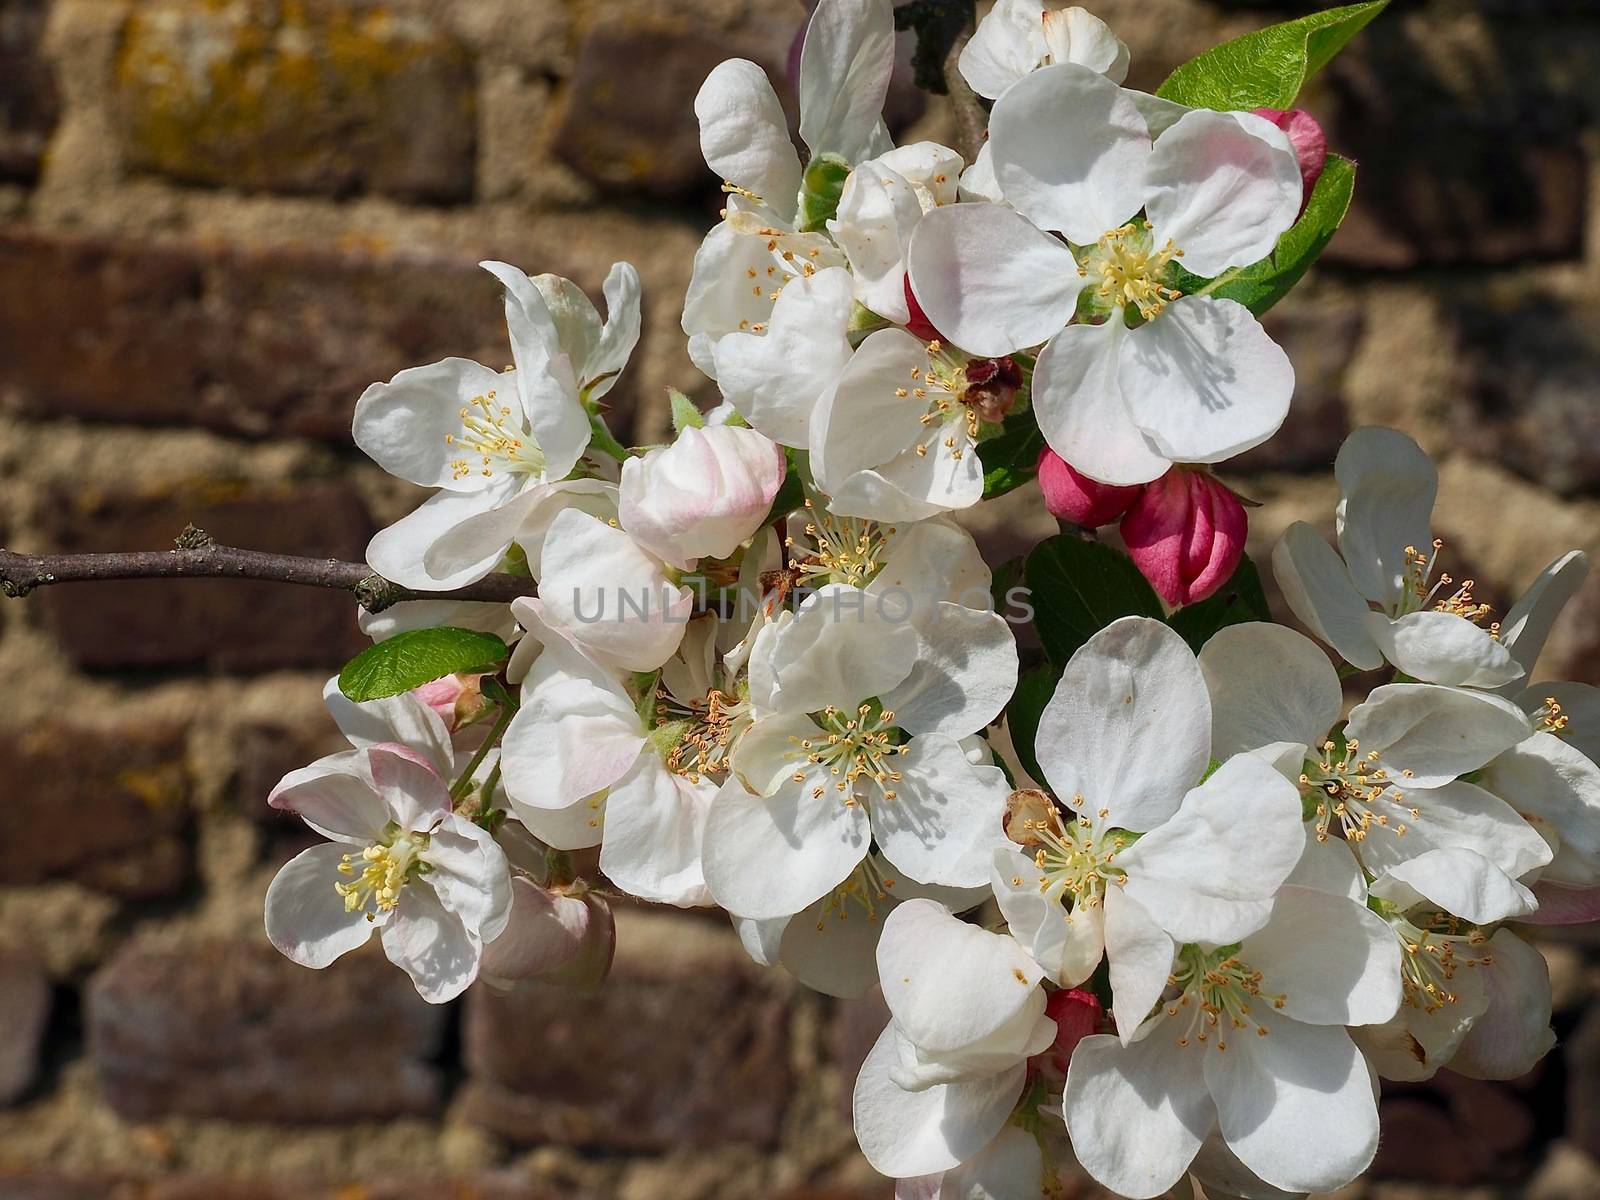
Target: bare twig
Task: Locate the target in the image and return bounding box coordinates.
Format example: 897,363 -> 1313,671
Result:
0,527 -> 536,614
894,0 -> 986,162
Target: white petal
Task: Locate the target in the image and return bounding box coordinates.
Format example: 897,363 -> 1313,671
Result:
1198,623 -> 1341,758
1361,779 -> 1551,882
510,795 -> 604,851
748,583 -> 919,715
322,679 -> 455,775
267,752 -> 385,845
367,742 -> 452,833
695,59 -> 802,225
713,267 -> 855,447
989,63 -> 1150,243
1479,731 -> 1600,873
958,141 -> 1005,203
357,598 -> 518,645
599,758 -> 714,907
1526,682 -> 1600,766
424,815 -> 513,942
584,261 -> 643,400
1065,1030 -> 1212,1199
1366,610 -> 1523,689
1118,755 -> 1306,945
382,883 -> 483,1003
353,358 -> 509,491
874,735 -> 1011,888
1040,7 -> 1130,83
1346,683 -> 1532,786
1451,929 -> 1556,1080
1205,1015 -> 1378,1195
829,163 -> 928,323
1033,320 -> 1171,486
812,329 -> 946,490
958,0 -> 1044,100
1104,886 -> 1176,1043
265,842 -> 380,968
702,773 -> 871,919
1285,836 -> 1366,903
854,1024 -> 1027,1178
1118,298 -> 1294,466
778,893 -> 886,998
366,486 -> 516,591
1334,426 -> 1437,611
868,518 -> 992,606
1368,848 -> 1536,924
1242,887 -> 1400,1027
884,604 -> 1019,738
939,1125 -> 1045,1200
798,0 -> 896,163
1500,550 -> 1590,683
906,203 -> 1081,357
1143,110 -> 1302,278
1270,523 -> 1384,670
1036,617 -> 1210,832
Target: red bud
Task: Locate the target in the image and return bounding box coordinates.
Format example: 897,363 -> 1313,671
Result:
1041,988 -> 1104,1079
1120,468 -> 1247,607
903,275 -> 943,342
1037,448 -> 1141,528
1252,107 -> 1327,200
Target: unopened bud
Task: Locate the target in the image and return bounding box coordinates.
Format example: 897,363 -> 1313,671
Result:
1040,988 -> 1104,1080
1037,448 -> 1141,528
1252,107 -> 1327,201
411,673 -> 487,732
1120,467 -> 1247,607
479,877 -> 616,991
903,275 -> 943,342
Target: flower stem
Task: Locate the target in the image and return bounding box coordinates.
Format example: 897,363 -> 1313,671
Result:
450,703 -> 516,804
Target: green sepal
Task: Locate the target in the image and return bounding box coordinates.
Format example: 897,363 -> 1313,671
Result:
797,153 -> 851,233
670,388 -> 706,433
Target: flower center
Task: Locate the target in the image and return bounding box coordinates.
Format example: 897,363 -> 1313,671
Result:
1390,911 -> 1491,1015
1080,223 -> 1184,321
445,383 -> 547,481
1399,539 -> 1499,634
1164,944 -> 1287,1050
784,703 -> 908,807
815,856 -> 898,927
1019,801 -> 1131,915
788,500 -> 895,590
335,823 -> 430,921
1532,696 -> 1571,737
658,687 -> 748,783
1302,735 -> 1417,848
900,340 -> 979,461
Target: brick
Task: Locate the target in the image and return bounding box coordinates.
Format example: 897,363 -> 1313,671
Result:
0,1176 -> 551,1200
36,480 -> 373,673
0,721 -> 193,899
0,0 -> 59,182
461,914 -> 791,1150
231,719 -> 346,855
0,227 -> 515,443
116,0 -> 476,203
86,938 -> 446,1123
1230,297 -> 1360,474
0,948 -> 50,1105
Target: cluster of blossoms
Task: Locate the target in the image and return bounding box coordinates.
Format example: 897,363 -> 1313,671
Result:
255,3 -> 1600,1198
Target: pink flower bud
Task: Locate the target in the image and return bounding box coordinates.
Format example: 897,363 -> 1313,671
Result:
1120,468 -> 1247,607
1252,107 -> 1327,199
903,275 -> 943,342
1039,988 -> 1104,1080
1037,448 -> 1141,527
410,673 -> 486,731
479,877 -> 616,990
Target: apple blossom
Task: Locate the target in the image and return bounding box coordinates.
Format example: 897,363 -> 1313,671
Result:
959,2 -> 1130,100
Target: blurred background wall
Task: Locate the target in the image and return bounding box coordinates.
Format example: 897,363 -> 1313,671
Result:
0,0 -> 1599,1197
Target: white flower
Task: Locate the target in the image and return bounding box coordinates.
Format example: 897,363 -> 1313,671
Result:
1198,621 -> 1550,891
992,618 -> 1306,1034
265,730 -> 511,1004
1273,428 -> 1584,687
618,424 -> 787,570
498,601 -> 731,906
907,66 -> 1302,484
1063,884 -> 1400,1197
703,580 -> 1016,920
356,260 -> 638,589
853,900 -> 1055,1179
959,1 -> 1129,100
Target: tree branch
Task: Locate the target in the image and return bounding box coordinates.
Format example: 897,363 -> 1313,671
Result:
0,527 -> 536,614
894,0 -> 986,162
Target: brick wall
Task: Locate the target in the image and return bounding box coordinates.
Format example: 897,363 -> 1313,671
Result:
0,1 -> 1599,1197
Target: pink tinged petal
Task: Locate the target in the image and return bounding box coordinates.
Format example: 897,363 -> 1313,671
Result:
1117,297 -> 1294,468
1250,107 -> 1328,199
1450,929 -> 1556,1080
365,742 -> 452,833
1365,609 -> 1522,688
1204,1015 -> 1379,1195
701,772 -> 871,920
352,358 -> 511,492
1035,617 -> 1211,832
1522,880 -> 1600,925
265,842 -> 381,968
905,203 -> 1082,358
268,753 -> 386,844
872,735 -> 1012,889
988,63 -> 1150,243
1242,886 -> 1400,1027
1064,1030 -> 1212,1200
1037,449 -> 1141,527
499,668 -> 644,811
366,484 -> 518,591
1498,549 -> 1590,683
479,877 -> 614,987
1367,847 -> 1536,925
381,883 -> 484,1004
1334,426 -> 1438,612
1142,109 -> 1303,278
321,679 -> 456,776
1120,469 -> 1247,607
1271,522 -> 1384,670
1032,321 -> 1171,487
1197,622 -> 1342,758
853,1024 -> 1028,1178
598,758 -> 716,907
422,814 -> 513,941
797,0 -> 896,163
695,59 -> 802,225
1103,887 -> 1176,1044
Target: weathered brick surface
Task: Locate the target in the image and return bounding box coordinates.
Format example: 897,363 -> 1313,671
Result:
461,919 -> 792,1150
36,480 -> 373,672
0,0 -> 58,183
117,0 -> 477,203
0,228 -> 515,443
0,1175 -> 551,1199
232,719 -> 346,834
86,938 -> 447,1122
0,721 -> 192,899
0,949 -> 50,1105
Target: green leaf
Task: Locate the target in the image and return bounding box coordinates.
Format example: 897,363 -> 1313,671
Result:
979,412 -> 1046,499
670,389 -> 706,433
1006,664 -> 1059,785
1024,536 -> 1164,669
1166,556 -> 1272,652
1181,154 -> 1357,315
1156,1 -> 1388,111
339,626 -> 510,702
